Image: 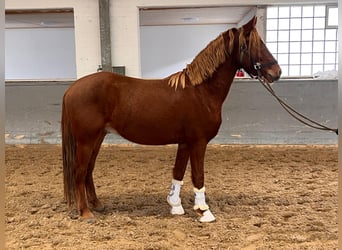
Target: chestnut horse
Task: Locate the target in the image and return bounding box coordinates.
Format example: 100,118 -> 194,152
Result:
62,16 -> 281,223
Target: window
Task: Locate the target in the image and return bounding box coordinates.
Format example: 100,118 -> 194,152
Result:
266,5 -> 338,77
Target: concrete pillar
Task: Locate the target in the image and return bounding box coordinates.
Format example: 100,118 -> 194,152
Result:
99,0 -> 112,72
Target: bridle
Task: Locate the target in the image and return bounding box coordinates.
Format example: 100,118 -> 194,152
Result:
239,42 -> 278,80
239,42 -> 338,135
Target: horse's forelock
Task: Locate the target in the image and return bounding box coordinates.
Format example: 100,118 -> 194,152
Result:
250,29 -> 261,57
239,27 -> 261,58
228,29 -> 235,55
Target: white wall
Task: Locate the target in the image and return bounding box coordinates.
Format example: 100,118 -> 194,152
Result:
5,28 -> 76,80
6,0 -> 101,79
140,24 -> 232,78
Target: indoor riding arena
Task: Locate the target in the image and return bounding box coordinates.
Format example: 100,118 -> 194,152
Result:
5,1 -> 338,249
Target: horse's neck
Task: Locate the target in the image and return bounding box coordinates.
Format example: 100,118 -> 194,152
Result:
202,60 -> 238,104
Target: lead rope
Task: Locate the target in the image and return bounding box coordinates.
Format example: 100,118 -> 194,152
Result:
254,64 -> 338,135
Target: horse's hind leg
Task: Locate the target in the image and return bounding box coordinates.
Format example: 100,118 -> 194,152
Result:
74,142 -> 95,220
167,143 -> 189,215
86,132 -> 106,212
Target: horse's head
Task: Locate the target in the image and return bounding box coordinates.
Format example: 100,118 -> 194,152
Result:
236,16 -> 281,83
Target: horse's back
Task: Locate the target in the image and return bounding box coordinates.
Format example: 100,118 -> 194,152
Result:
66,72 -> 123,94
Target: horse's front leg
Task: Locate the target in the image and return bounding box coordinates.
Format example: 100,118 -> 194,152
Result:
190,142 -> 216,223
167,144 -> 189,215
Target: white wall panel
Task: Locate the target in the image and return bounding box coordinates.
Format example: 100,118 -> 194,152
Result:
5,28 -> 76,80
6,0 -> 100,79
140,24 -> 232,78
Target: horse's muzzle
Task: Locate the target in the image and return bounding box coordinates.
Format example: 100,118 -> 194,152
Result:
265,68 -> 282,83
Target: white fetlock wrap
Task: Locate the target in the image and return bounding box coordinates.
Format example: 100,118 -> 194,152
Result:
167,179 -> 185,215
193,187 -> 209,211
193,187 -> 216,222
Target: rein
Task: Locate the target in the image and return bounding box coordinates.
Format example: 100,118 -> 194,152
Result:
254,64 -> 338,135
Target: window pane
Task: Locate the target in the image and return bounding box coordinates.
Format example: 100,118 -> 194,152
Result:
301,30 -> 312,41
278,19 -> 290,30
266,42 -> 277,54
267,7 -> 278,18
313,41 -> 324,52
267,31 -> 278,42
290,18 -> 301,29
278,30 -> 289,41
325,41 -> 336,52
303,6 -> 314,17
301,53 -> 312,64
314,5 -> 326,17
289,53 -> 300,64
278,54 -> 289,64
279,7 -> 290,18
314,18 -> 325,29
325,29 -> 337,41
313,53 -> 324,64
313,64 -> 323,73
313,30 -> 325,41
325,53 -> 336,64
290,42 -> 301,53
290,30 -> 301,41
291,6 -> 302,18
289,65 -> 300,75
324,64 -> 336,71
278,42 -> 289,53
301,65 -> 312,76
302,18 -> 313,29
267,19 -> 278,30
282,65 -> 289,76
301,42 -> 312,53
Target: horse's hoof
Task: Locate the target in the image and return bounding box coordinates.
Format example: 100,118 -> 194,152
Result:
197,209 -> 216,223
80,210 -> 96,223
93,204 -> 105,212
81,217 -> 97,224
170,205 -> 185,215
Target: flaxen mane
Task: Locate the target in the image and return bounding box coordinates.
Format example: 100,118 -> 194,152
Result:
168,26 -> 261,89
168,29 -> 235,89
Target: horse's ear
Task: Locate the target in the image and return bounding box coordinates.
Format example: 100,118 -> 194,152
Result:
242,16 -> 257,34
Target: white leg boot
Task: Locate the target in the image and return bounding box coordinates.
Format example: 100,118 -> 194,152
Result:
167,179 -> 185,215
193,187 -> 216,223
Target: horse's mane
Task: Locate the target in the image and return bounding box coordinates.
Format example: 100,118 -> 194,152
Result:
168,29 -> 235,89
168,26 -> 260,89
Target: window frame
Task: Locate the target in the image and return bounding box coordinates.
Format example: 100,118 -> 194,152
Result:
326,5 -> 338,29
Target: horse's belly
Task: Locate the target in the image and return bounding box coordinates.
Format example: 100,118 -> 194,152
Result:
105,123 -> 179,145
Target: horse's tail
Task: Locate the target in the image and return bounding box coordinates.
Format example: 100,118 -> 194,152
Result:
61,96 -> 76,209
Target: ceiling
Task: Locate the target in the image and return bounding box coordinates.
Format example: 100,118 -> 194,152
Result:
5,6 -> 255,28
5,11 -> 74,29
139,6 -> 255,26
